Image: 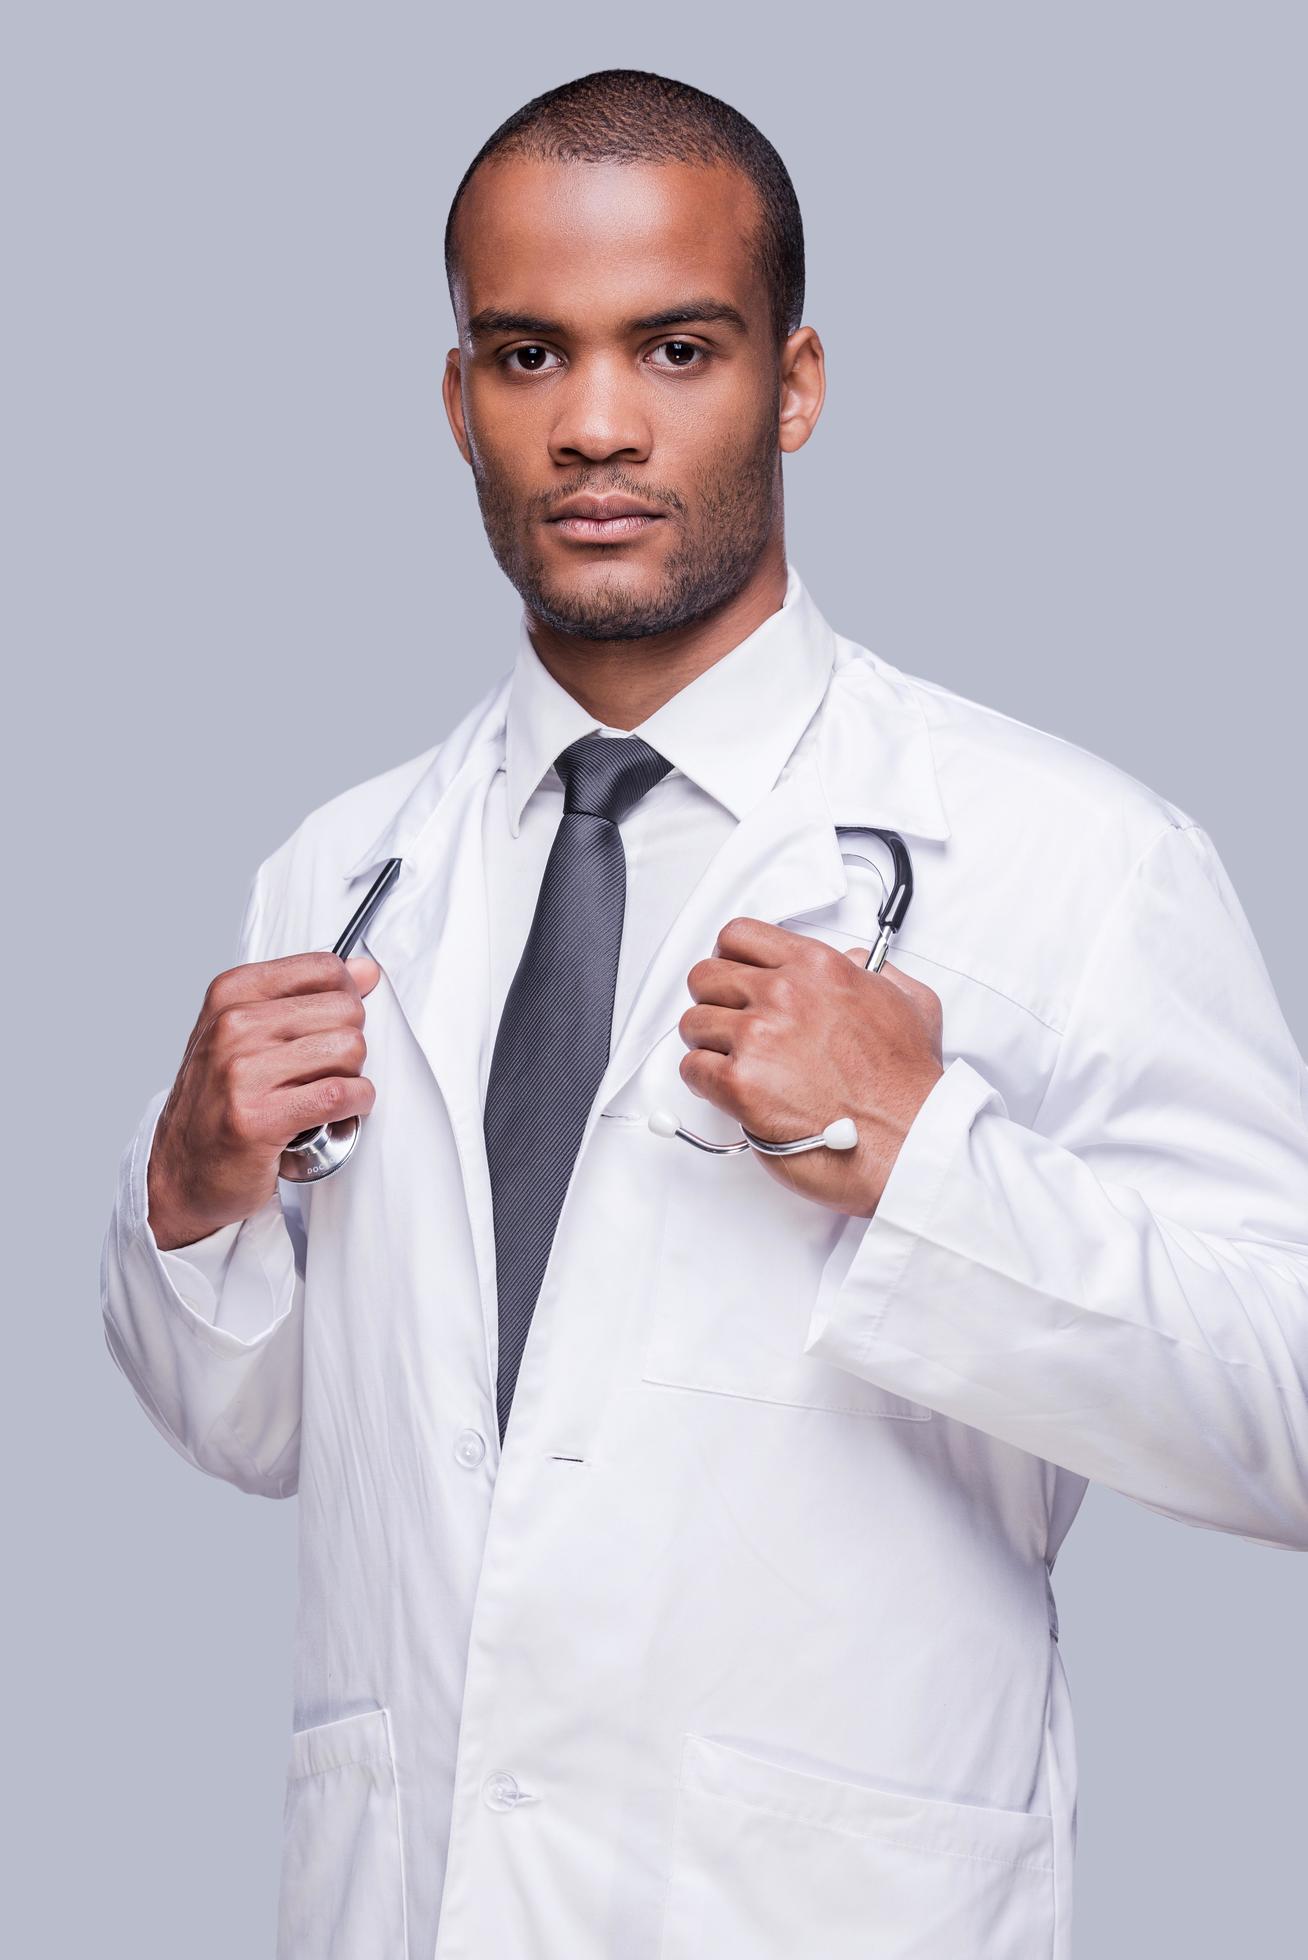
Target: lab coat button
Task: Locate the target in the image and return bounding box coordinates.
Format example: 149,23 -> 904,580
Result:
454,1427 -> 486,1468
482,1770 -> 522,1811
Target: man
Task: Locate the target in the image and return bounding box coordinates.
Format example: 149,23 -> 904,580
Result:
102,68 -> 1308,1960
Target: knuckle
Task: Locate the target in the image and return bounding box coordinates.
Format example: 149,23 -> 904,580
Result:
222,1097 -> 261,1147
223,1049 -> 258,1094
218,1003 -> 255,1045
737,1012 -> 770,1053
768,970 -> 797,1015
203,968 -> 238,1013
727,1050 -> 760,1100
314,1076 -> 347,1115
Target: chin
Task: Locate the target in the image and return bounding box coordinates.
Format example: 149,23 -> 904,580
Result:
530,563 -> 665,640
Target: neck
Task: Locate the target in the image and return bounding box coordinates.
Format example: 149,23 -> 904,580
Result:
524,542 -> 789,731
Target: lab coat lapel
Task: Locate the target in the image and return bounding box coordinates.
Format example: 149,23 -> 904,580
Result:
337,680 -> 510,1277
599,644 -> 953,1110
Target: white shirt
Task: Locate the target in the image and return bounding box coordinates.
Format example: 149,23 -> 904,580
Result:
485,561 -> 833,1071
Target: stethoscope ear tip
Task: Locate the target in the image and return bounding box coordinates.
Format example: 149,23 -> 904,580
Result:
648,1108 -> 681,1140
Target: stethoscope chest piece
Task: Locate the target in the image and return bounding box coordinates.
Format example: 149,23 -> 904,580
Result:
278,1116 -> 365,1183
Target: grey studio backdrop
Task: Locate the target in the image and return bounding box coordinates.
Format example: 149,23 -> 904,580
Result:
7,5 -> 1303,1955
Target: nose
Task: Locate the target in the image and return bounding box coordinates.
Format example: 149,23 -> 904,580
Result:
548,354 -> 652,468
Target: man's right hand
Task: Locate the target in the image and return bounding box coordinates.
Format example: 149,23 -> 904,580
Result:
146,953 -> 382,1252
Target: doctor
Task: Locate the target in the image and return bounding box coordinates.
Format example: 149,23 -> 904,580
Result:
102,66 -> 1308,1960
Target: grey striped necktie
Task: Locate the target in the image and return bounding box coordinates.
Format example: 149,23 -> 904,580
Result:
485,731 -> 673,1445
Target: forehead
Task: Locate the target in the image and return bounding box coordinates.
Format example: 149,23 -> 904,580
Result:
451,156 -> 767,328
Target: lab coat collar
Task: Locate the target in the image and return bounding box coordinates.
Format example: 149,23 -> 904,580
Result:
501,564 -> 835,836
341,567 -> 950,885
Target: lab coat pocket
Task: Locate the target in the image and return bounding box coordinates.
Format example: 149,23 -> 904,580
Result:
641,1126 -> 930,1421
276,1705 -> 407,1960
659,1735 -> 1055,1960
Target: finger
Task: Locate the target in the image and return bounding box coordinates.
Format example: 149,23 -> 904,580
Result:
686,956 -> 757,1007
268,1026 -> 369,1089
262,1072 -> 378,1141
231,1025 -> 369,1095
344,955 -> 382,996
874,958 -> 921,997
678,1045 -> 737,1110
213,988 -> 367,1052
206,951 -> 371,1013
678,1002 -> 742,1056
712,916 -> 816,968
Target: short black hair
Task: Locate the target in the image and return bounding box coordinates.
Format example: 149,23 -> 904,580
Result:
444,68 -> 805,346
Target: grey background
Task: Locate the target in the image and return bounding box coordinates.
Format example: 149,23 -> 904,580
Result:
7,3 -> 1303,1953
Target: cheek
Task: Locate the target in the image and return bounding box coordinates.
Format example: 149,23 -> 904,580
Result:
659,364 -> 771,454
464,378 -> 545,477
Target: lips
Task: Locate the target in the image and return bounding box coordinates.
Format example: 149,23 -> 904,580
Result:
547,494 -> 666,543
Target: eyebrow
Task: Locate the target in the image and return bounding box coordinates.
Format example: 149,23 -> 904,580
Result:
466,298 -> 750,344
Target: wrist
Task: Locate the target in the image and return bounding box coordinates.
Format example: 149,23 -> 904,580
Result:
146,1157 -> 215,1253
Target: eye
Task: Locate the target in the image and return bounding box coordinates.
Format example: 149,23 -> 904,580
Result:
504,344 -> 563,374
648,340 -> 706,370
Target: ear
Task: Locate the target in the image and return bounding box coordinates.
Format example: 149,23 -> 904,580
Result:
778,325 -> 826,454
442,349 -> 473,466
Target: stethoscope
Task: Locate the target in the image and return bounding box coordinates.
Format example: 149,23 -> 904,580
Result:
278,856 -> 403,1182
277,826 -> 913,1180
648,826 -> 914,1157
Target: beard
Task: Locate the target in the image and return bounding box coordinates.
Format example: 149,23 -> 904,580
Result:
469,405 -> 781,642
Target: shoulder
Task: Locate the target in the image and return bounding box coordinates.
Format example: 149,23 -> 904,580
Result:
845,638 -> 1198,865
831,639 -> 1205,1033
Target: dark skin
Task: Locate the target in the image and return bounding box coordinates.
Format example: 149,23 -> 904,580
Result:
147,154 -> 943,1249
445,156 -> 945,1219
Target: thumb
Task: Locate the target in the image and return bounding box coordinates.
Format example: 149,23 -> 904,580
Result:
844,949 -> 916,996
345,954 -> 383,996
869,956 -> 916,994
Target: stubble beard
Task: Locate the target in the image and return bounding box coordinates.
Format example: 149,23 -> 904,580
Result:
470,408 -> 782,643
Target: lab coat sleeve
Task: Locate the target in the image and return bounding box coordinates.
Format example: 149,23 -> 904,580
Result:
805,820 -> 1308,1551
100,864 -> 304,1499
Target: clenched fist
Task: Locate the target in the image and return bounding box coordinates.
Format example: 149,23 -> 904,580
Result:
678,917 -> 945,1218
146,952 -> 382,1251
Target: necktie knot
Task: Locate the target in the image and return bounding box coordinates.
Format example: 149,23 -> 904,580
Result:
557,732 -> 672,825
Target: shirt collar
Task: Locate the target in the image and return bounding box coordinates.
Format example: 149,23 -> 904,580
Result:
501,563 -> 835,838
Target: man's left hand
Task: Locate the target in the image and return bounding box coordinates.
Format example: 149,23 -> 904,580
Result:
678,916 -> 945,1217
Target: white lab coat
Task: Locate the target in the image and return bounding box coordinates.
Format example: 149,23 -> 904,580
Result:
102,588 -> 1308,1960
